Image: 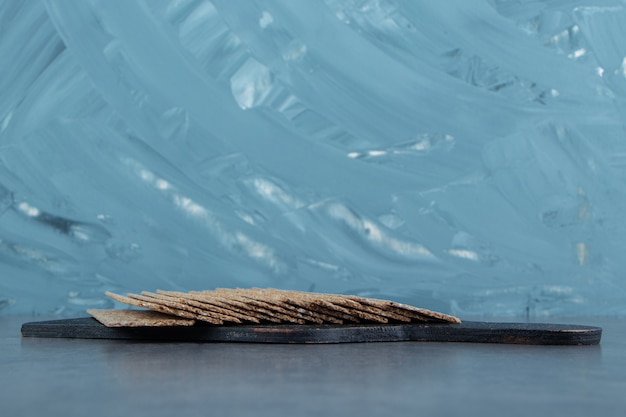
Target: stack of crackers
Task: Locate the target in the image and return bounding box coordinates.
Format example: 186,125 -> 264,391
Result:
88,288 -> 461,327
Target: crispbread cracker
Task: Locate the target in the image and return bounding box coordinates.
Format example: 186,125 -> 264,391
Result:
104,288 -> 461,325
105,291 -> 216,323
345,295 -> 461,323
213,288 -> 306,324
87,308 -> 195,327
158,290 -> 254,321
227,288 -> 318,323
241,289 -> 327,324
227,288 -> 341,324
126,292 -> 224,325
267,289 -> 361,322
190,290 -> 282,323
156,290 -> 260,323
327,297 -> 411,322
140,291 -> 242,324
237,288 -> 346,323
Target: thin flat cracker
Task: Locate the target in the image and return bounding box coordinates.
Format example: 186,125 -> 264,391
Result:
126,292 -> 224,325
87,308 -> 195,327
189,290 -> 282,323
156,290 -> 260,323
234,288 -> 325,324
105,291 -> 207,322
104,288 -> 461,325
271,290 -> 360,323
159,290 -> 262,323
325,296 -> 411,322
241,289 -> 328,324
213,288 -> 306,324
345,295 -> 461,323
233,288 -> 342,324
223,288 -> 320,324
140,291 -> 242,324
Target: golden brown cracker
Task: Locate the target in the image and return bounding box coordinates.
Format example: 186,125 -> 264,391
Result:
87,308 -> 195,327
140,291 -> 242,324
190,290 -> 282,323
241,289 -> 328,324
105,288 -> 460,326
345,295 -> 461,323
105,291 -> 208,322
212,288 -> 306,324
156,290 -> 260,323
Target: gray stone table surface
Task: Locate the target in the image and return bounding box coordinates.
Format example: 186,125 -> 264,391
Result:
1,316 -> 625,417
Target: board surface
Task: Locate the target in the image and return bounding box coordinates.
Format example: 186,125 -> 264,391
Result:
21,318 -> 602,345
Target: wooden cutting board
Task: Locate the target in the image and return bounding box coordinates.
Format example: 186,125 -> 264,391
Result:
21,318 -> 602,345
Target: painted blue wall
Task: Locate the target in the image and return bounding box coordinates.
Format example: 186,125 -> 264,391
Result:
1,0 -> 625,316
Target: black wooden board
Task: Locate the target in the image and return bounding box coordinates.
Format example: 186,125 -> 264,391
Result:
21,318 -> 602,345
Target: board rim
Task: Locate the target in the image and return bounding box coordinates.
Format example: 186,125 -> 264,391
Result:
20,317 -> 602,345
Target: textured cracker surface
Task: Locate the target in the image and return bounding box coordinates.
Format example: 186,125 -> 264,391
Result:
87,309 -> 196,327
104,288 -> 461,325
